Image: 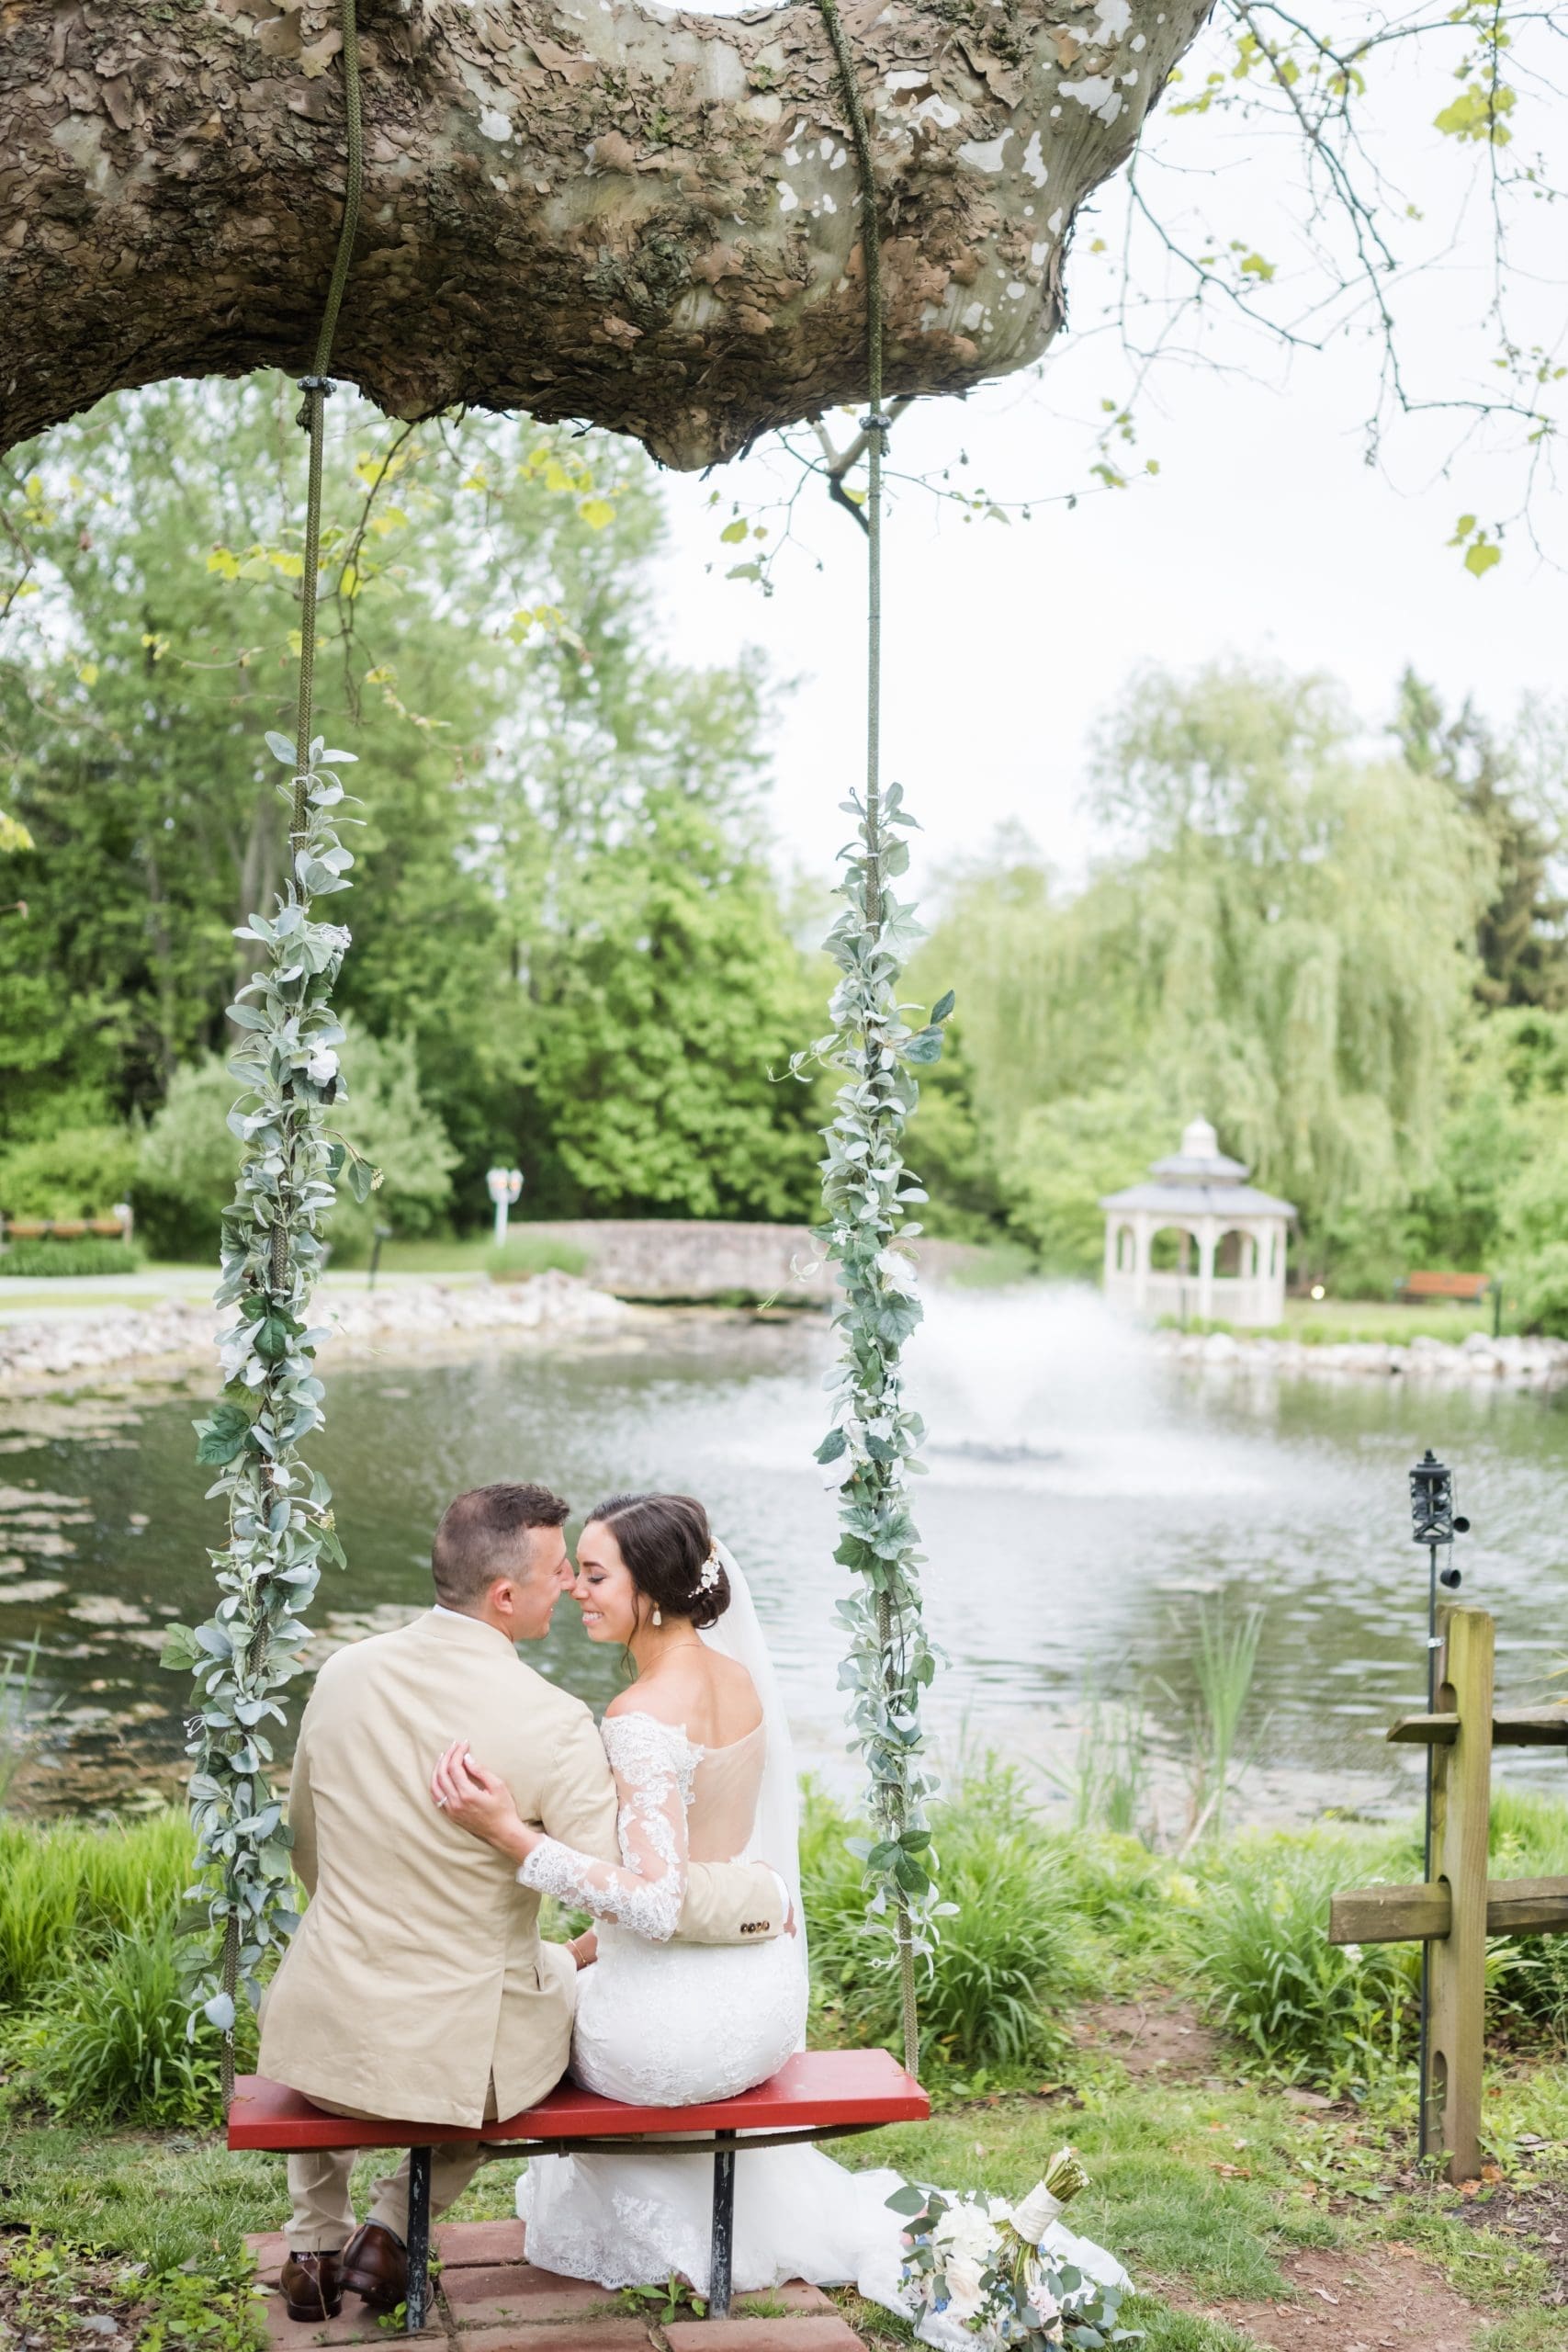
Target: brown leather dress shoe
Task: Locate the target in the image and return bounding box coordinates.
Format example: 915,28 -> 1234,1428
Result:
280,2250 -> 344,2323
341,2221 -> 409,2312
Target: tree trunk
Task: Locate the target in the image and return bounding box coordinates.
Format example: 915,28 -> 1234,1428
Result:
2,0 -> 1211,470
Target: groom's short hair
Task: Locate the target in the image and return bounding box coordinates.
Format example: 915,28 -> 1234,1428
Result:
432,1482 -> 570,1609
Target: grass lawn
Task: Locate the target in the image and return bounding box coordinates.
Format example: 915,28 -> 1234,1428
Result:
6,2016 -> 1565,2350
830,2036 -> 1568,2349
7,1774 -> 1568,2348
1168,1295 -> 1506,1347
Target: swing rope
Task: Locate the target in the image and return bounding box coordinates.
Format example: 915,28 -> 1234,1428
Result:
264,0 -> 362,1315
815,0 -> 921,2082
212,0 -> 363,2100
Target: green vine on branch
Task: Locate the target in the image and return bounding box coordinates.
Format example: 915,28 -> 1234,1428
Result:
161,727 -> 375,2087
791,779 -> 954,2067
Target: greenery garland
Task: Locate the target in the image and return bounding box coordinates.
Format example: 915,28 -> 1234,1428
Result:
794,778 -> 953,2071
161,728 -> 374,2093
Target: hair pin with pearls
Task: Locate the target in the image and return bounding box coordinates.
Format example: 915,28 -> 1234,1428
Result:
697,1546 -> 722,1592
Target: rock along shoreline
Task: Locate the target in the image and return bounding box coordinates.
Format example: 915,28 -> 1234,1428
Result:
0,1272 -> 629,1393
1155,1325 -> 1568,1387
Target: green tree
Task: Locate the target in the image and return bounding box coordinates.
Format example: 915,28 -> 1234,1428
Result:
0,379 -> 824,1225
517,780 -> 823,1219
0,1125 -> 138,1219
918,662 -> 1495,1276
1395,672 -> 1568,1011
133,1023 -> 457,1262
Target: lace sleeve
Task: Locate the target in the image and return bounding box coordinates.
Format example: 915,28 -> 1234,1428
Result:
519,1713 -> 700,1944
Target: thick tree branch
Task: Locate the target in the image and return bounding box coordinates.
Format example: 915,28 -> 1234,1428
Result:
2,0 -> 1212,468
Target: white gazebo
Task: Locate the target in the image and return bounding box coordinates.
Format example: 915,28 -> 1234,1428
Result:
1100,1118 -> 1295,1327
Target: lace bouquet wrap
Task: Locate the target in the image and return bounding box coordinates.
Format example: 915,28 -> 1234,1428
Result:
887,2150 -> 1141,2350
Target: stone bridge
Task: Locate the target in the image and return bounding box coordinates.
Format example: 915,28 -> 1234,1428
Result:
521,1220 -> 974,1305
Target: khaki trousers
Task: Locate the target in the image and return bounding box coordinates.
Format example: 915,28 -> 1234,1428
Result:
286,2081 -> 500,2254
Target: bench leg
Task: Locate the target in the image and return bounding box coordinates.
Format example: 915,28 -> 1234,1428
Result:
709,2129 -> 736,2321
405,2146 -> 432,2334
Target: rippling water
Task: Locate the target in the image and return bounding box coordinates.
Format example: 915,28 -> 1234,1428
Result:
4,1283 -> 1565,1819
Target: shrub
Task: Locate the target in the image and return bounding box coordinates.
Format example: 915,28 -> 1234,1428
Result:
803,1760 -> 1079,2079
134,1024 -> 457,1262
487,1233 -> 591,1280
0,1809 -> 252,2126
7,1919 -> 254,2126
0,1809 -> 196,2008
0,1238 -> 141,1277
1510,1243 -> 1568,1337
1042,1826 -> 1180,1963
1487,1786 -> 1568,2035
0,1125 -> 139,1222
1190,1830 -> 1417,2088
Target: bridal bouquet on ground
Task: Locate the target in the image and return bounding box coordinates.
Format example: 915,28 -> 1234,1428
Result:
888,2149 -> 1142,2349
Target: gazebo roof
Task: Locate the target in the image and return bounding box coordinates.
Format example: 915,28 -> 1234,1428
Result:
1099,1179 -> 1296,1219
1100,1118 -> 1296,1221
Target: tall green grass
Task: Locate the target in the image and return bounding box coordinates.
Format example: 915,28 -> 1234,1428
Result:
5,1777 -> 1566,2121
485,1233 -> 591,1280
0,1809 -> 196,2007
1188,1827 -> 1419,2089
803,1759 -> 1089,2078
1178,1600 -> 1265,1850
0,1810 -> 246,2126
0,1640 -> 47,1809
1488,1786 -> 1568,2033
6,1920 -> 255,2126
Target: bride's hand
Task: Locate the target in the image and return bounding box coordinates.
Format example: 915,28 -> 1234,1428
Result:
431,1741 -> 539,1864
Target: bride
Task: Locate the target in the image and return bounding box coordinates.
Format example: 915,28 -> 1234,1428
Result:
430,1489 -> 1129,2338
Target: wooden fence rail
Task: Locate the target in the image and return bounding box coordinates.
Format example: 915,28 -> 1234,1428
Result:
1326,1605 -> 1568,2183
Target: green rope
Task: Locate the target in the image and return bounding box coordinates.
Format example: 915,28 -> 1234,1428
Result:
815,0 -> 886,901
224,0 -> 363,2097
287,0 -> 364,892
268,0 -> 363,1311
816,0 -> 919,2084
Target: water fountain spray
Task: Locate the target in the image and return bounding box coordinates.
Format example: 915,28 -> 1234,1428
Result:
1409,1449 -> 1469,2160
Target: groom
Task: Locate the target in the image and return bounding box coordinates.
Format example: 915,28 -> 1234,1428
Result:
258,1479 -> 788,2323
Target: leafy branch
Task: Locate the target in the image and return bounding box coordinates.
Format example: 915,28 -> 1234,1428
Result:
790,776 -> 954,2062
160,727 -> 371,2087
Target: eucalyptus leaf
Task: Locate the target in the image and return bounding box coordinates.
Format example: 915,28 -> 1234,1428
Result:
181,717 -> 365,2043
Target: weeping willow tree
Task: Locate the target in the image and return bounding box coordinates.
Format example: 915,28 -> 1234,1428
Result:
918,662 -> 1495,1269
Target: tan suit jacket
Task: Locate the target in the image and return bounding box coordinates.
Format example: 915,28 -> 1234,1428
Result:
258,1609 -> 784,2128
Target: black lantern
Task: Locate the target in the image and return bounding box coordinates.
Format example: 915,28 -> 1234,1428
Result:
1410,1449 -> 1471,1588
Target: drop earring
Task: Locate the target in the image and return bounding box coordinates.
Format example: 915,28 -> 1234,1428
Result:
651,1607 -> 662,1627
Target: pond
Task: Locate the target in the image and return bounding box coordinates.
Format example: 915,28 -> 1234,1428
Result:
3,1283 -> 1565,1823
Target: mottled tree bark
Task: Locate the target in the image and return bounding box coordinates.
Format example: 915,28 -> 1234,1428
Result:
3,0 -> 1210,469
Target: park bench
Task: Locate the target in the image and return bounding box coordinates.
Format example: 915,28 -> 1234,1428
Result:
1393,1272 -> 1492,1304
229,2047 -> 928,2331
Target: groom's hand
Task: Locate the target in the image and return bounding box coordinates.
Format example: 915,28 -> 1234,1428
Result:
431,1740 -> 537,1865
758,1864 -> 798,1937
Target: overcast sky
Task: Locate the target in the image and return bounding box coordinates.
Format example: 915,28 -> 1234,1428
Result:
645,11 -> 1568,897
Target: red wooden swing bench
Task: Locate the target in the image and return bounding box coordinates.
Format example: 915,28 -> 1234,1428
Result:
230,2048 -> 928,2331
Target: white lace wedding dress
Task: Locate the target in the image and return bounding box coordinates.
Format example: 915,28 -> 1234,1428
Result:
513,1557 -> 1129,2343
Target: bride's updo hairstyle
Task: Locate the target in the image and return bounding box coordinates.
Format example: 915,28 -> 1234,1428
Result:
586,1491 -> 731,1632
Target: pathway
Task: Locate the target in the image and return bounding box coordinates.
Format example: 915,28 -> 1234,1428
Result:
247,2222 -> 864,2352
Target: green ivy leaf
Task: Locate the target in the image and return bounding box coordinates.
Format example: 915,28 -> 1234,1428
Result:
194,1400 -> 255,1465
902,1027 -> 944,1063
344,1152 -> 378,1204
159,1623 -> 201,1672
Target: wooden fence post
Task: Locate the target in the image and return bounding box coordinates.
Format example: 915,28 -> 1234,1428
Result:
1427,1603 -> 1494,2180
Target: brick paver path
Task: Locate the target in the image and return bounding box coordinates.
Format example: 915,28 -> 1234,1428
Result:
246,2221 -> 864,2352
